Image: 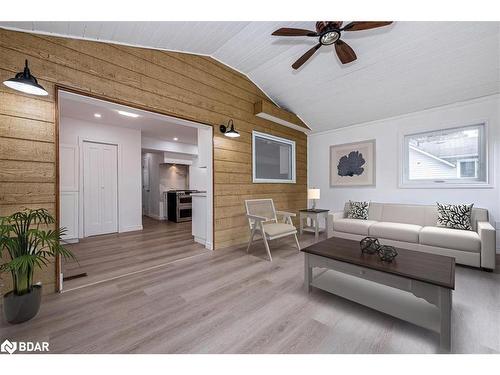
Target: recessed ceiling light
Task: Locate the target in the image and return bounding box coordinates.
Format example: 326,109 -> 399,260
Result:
117,110 -> 139,118
94,113 -> 102,118
173,137 -> 178,141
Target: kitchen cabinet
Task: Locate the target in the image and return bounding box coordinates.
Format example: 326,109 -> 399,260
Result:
191,192 -> 207,246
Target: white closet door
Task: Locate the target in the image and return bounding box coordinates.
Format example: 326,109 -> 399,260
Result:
83,142 -> 118,236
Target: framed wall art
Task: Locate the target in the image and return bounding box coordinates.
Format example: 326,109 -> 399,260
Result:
330,139 -> 376,187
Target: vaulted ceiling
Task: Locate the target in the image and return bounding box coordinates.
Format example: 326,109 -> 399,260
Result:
1,21 -> 499,132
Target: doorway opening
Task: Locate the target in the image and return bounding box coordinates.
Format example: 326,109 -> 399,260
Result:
57,89 -> 213,291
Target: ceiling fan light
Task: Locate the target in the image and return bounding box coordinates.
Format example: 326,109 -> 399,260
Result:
320,31 -> 340,45
2,59 -> 48,96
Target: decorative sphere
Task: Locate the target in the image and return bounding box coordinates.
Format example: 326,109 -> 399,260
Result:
378,245 -> 398,262
360,237 -> 380,254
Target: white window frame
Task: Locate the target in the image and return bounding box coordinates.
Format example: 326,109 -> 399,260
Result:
399,122 -> 490,189
252,130 -> 296,184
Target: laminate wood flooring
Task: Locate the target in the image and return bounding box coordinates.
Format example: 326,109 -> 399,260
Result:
62,216 -> 207,290
1,232 -> 499,354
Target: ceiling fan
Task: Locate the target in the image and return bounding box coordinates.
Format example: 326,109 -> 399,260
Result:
272,21 -> 393,69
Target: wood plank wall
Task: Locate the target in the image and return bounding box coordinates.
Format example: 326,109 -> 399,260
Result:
0,28 -> 307,294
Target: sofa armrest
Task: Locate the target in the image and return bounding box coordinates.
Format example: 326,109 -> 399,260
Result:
327,211 -> 345,238
477,221 -> 496,270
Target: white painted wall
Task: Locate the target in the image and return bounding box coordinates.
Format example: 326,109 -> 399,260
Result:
60,117 -> 143,236
308,95 -> 500,249
142,152 -> 163,220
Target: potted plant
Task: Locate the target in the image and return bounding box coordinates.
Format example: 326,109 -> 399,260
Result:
0,208 -> 75,324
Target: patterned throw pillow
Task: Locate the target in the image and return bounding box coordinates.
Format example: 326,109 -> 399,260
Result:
436,203 -> 474,230
347,200 -> 369,220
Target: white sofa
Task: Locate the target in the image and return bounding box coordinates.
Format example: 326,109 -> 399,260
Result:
328,202 -> 496,270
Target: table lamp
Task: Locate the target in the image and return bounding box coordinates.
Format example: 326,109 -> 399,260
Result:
308,188 -> 320,210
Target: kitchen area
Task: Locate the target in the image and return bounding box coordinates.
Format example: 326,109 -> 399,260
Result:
142,126 -> 213,250
59,91 -> 213,291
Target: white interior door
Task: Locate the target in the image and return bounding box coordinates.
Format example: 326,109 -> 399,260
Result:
83,141 -> 118,236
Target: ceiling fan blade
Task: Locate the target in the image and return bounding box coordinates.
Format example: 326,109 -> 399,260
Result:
272,28 -> 318,37
315,21 -> 343,32
335,40 -> 357,64
342,21 -> 393,31
292,43 -> 322,70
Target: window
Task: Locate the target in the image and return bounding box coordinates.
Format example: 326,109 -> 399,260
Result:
401,123 -> 487,187
252,131 -> 296,183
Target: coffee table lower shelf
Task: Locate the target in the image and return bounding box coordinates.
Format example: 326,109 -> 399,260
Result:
305,253 -> 452,351
312,269 -> 441,333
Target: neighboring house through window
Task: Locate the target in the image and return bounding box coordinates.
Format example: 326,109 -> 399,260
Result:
401,123 -> 487,187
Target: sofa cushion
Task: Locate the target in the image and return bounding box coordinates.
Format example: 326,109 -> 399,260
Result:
369,222 -> 422,243
420,226 -> 480,253
380,204 -> 426,226
334,219 -> 378,236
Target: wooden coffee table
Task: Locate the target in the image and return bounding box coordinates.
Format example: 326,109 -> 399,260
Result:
302,237 -> 455,351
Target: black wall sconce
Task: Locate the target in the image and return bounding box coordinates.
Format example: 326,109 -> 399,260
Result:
220,119 -> 240,138
3,59 -> 48,96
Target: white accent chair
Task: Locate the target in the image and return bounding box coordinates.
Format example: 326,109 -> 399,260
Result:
245,199 -> 300,261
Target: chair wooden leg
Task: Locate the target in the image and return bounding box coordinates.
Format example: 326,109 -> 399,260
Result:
294,233 -> 301,251
246,226 -> 256,253
262,235 -> 272,261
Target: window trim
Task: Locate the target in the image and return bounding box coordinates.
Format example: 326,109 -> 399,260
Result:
399,122 -> 492,189
252,130 -> 296,184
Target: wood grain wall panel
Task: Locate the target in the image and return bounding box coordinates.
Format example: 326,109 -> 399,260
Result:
0,38 -> 302,142
0,28 -> 307,294
0,138 -> 55,162
0,203 -> 56,217
0,114 -> 55,142
0,89 -> 54,122
0,160 -> 55,182
0,182 -> 56,204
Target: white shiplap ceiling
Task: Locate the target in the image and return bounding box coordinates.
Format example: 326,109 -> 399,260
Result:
1,21 -> 499,133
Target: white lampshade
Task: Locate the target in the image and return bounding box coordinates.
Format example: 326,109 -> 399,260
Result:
307,188 -> 320,200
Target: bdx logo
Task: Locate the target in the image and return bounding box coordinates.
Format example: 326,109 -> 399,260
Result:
1,339 -> 49,354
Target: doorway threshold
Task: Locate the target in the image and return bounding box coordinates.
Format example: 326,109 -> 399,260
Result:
61,251 -> 211,293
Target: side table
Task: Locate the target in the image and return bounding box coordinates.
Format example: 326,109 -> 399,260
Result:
299,209 -> 329,241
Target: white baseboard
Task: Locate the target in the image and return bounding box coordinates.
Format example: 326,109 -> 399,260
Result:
195,237 -> 214,251
120,225 -> 143,233
194,236 -> 206,246
61,238 -> 79,244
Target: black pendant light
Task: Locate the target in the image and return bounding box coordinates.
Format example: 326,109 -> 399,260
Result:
3,59 -> 48,96
220,119 -> 240,138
